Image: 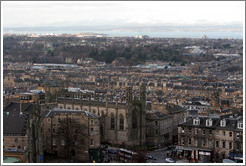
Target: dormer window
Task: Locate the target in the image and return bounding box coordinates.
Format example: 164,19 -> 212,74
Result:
238,122 -> 243,129
193,117 -> 200,125
220,119 -> 226,127
206,119 -> 212,126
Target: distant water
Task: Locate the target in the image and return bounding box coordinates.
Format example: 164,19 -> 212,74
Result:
3,30 -> 243,39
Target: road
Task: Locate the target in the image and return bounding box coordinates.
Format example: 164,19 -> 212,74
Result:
146,148 -> 170,163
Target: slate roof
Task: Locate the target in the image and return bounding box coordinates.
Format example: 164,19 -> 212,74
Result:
3,113 -> 28,136
179,116 -> 243,131
146,110 -> 172,120
166,103 -> 186,114
4,102 -> 33,114
41,107 -> 99,118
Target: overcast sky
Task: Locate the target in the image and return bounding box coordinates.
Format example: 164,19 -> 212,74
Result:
2,1 -> 245,32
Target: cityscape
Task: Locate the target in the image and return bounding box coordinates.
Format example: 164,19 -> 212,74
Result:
1,1 -> 244,164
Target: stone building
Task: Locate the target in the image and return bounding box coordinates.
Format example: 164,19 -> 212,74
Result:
41,108 -> 102,162
56,86 -> 147,146
177,116 -> 243,162
146,110 -> 173,146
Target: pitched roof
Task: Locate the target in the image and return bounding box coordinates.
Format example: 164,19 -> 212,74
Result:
3,113 -> 28,135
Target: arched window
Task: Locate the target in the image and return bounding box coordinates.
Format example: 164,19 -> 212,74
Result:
119,114 -> 124,130
110,113 -> 115,130
132,109 -> 137,129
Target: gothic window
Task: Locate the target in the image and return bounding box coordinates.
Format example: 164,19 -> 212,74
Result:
132,109 -> 137,129
110,113 -> 115,130
119,114 -> 124,130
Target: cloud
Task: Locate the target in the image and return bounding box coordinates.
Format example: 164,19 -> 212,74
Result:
2,1 -> 244,32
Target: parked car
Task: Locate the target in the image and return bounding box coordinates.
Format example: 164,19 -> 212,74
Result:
165,158 -> 174,163
107,149 -> 116,154
147,155 -> 157,160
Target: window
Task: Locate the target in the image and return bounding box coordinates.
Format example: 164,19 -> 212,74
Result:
229,132 -> 232,137
90,139 -> 94,146
206,119 -> 212,126
58,118 -> 61,123
52,139 -> 56,146
236,132 -> 240,138
193,118 -> 200,125
91,120 -> 94,124
222,141 -> 226,148
195,129 -> 198,134
223,131 -> 226,136
90,128 -> 94,134
229,142 -> 232,149
14,138 -> 18,143
155,129 -> 158,135
119,114 -> 124,130
238,123 -> 243,129
188,138 -> 191,146
132,109 -> 138,129
110,113 -> 115,130
52,129 -> 55,134
220,119 -> 226,127
155,121 -> 158,126
216,141 -> 219,148
188,127 -> 192,134
181,138 -> 184,145
48,129 -> 51,132
215,131 -> 219,136
202,139 -> 205,147
47,118 -> 51,123
202,129 -> 205,135
61,140 -> 65,146
209,129 -> 212,135
209,140 -> 212,148
181,127 -> 184,133
194,139 -> 198,146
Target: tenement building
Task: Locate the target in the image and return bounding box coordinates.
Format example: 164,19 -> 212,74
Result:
177,116 -> 243,163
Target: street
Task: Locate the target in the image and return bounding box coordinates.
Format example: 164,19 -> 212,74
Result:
146,148 -> 169,163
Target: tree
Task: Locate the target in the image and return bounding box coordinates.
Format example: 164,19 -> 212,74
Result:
55,116 -> 88,159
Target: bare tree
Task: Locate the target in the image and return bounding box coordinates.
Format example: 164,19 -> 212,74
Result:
55,116 -> 88,159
